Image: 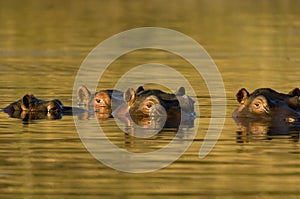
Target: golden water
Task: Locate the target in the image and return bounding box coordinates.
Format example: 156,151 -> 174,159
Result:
0,1 -> 299,198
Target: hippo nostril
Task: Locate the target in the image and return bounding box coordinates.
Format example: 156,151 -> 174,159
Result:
285,117 -> 296,123
264,107 -> 270,114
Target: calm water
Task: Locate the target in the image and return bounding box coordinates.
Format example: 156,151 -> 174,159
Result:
0,0 -> 299,198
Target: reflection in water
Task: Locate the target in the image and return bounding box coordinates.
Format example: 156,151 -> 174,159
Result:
122,114 -> 195,138
2,107 -> 88,124
0,0 -> 300,198
80,108 -> 195,138
4,110 -> 63,124
234,117 -> 300,143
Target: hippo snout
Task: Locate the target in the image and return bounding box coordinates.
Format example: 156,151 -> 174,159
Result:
149,104 -> 167,117
46,100 -> 63,113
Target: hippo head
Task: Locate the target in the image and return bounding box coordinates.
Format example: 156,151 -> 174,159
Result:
4,94 -> 63,113
124,88 -> 164,117
2,94 -> 88,122
124,86 -> 196,116
232,88 -> 300,123
77,85 -> 124,117
3,94 -> 64,120
77,85 -> 111,110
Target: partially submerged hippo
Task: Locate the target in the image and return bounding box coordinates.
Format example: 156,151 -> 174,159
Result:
2,94 -> 86,121
123,86 -> 196,118
232,88 -> 300,140
77,85 -> 124,118
76,85 -> 196,131
232,88 -> 300,123
108,86 -> 196,134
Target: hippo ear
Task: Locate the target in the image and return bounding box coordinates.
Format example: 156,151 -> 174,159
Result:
124,88 -> 136,105
236,88 -> 249,104
136,86 -> 144,94
77,85 -> 91,105
176,87 -> 185,96
286,96 -> 299,110
288,88 -> 300,97
22,94 -> 31,109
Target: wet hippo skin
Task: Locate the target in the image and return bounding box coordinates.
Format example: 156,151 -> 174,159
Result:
233,87 -> 300,122
2,94 -> 87,121
77,85 -> 124,118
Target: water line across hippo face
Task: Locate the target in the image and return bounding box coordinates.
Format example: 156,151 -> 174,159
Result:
2,94 -> 87,121
232,87 -> 300,124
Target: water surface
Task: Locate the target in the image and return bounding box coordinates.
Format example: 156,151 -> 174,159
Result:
0,1 -> 299,198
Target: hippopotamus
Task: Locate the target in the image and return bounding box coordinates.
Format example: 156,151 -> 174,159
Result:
232,88 -> 300,123
2,94 -> 86,121
232,88 -> 300,141
109,86 -> 196,135
76,85 -> 196,132
123,86 -> 195,117
77,85 -> 124,118
120,86 -> 196,128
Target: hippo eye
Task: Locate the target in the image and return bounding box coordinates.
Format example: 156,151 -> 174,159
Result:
254,103 -> 260,108
145,102 -> 154,109
96,99 -> 102,103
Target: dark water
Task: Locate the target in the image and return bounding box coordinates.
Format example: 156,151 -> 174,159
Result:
0,1 -> 299,198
